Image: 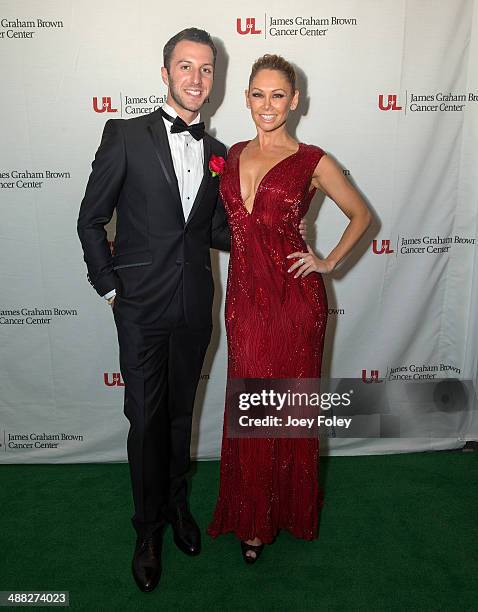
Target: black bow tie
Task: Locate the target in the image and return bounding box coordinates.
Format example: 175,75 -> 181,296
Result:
160,108 -> 205,141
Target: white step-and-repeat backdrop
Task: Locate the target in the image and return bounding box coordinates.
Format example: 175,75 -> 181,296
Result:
1,0 -> 478,462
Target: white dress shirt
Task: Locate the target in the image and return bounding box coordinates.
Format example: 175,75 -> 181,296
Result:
103,103 -> 204,301
161,102 -> 204,221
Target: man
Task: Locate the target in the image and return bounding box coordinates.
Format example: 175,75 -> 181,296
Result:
78,28 -> 229,592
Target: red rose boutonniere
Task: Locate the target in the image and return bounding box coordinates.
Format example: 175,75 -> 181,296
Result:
209,154 -> 226,178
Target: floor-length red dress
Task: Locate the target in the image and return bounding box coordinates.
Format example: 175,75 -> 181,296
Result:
207,141 -> 328,543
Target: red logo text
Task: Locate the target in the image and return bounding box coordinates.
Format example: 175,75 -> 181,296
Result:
372,239 -> 394,254
378,94 -> 402,111
236,17 -> 262,35
104,372 -> 124,387
93,96 -> 118,113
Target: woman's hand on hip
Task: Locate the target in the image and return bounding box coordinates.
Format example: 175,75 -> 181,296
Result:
287,245 -> 335,278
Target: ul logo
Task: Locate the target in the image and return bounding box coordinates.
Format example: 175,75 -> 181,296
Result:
104,372 -> 125,387
372,239 -> 394,254
236,17 -> 262,35
362,369 -> 382,383
93,96 -> 118,113
378,94 -> 402,111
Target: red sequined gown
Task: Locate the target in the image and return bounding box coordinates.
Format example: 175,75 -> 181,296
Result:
207,141 -> 328,543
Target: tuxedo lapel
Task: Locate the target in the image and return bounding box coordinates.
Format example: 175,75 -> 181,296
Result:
186,135 -> 211,226
147,116 -> 185,223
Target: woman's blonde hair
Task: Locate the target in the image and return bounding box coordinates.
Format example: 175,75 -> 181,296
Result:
248,54 -> 296,91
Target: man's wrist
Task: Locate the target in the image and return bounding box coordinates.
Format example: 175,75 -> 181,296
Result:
103,288 -> 116,301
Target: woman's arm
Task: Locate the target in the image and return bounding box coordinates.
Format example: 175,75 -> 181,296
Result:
288,154 -> 372,277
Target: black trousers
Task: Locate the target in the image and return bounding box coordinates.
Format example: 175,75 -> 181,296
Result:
113,283 -> 211,537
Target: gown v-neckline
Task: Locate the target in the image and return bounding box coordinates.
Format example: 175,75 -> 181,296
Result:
237,141 -> 302,216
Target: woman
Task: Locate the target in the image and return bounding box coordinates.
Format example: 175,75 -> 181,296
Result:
208,54 -> 371,562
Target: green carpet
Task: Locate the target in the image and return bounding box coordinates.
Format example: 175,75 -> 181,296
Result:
0,453 -> 476,611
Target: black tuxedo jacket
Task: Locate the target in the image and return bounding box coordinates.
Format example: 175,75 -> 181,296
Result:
77,108 -> 230,328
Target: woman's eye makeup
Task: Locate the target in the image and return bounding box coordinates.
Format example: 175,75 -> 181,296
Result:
251,91 -> 286,98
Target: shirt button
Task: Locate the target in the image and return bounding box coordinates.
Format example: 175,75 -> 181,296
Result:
187,196 -> 190,200
188,169 -> 191,173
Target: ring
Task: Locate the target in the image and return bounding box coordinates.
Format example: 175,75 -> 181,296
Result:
299,257 -> 305,265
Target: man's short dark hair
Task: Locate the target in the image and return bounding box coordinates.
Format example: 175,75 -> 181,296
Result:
163,28 -> 217,72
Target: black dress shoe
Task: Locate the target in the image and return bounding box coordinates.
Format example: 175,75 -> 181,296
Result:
131,530 -> 163,592
169,507 -> 201,556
